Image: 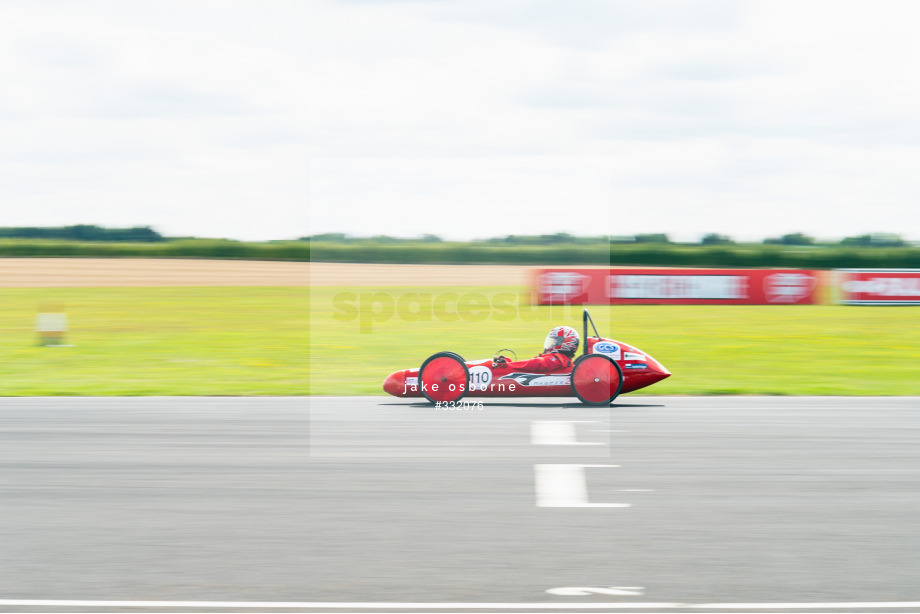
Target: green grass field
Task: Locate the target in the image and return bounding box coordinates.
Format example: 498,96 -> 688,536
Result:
0,287 -> 308,395
310,286 -> 920,396
1,285 -> 916,396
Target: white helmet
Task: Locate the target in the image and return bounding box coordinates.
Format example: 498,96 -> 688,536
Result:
544,326 -> 579,355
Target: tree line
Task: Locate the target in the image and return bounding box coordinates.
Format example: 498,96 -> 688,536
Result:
0,225 -> 165,242
2,226 -> 910,248
306,231 -> 913,248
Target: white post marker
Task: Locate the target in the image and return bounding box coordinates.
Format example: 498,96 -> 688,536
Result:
534,464 -> 629,507
36,310 -> 70,347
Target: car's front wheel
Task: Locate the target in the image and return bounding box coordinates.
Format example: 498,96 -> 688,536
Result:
570,353 -> 623,405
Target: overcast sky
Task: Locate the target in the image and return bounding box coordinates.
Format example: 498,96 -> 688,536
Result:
4,1 -> 920,242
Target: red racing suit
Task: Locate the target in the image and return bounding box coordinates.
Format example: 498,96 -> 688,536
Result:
492,351 -> 573,373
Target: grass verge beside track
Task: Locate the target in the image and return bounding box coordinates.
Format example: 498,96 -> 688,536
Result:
310,286 -> 920,396
1,285 -> 915,396
0,287 -> 307,395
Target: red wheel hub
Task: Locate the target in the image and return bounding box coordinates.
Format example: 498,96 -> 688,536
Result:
421,356 -> 467,403
572,355 -> 618,404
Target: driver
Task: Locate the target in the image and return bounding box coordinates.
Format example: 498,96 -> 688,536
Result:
492,326 -> 579,373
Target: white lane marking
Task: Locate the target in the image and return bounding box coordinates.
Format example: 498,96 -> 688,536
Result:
3,600 -> 920,610
531,421 -> 603,445
0,599 -> 681,610
692,604 -> 920,610
534,464 -> 629,508
547,587 -> 645,597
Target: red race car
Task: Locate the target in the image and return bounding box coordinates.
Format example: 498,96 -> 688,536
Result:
383,310 -> 670,405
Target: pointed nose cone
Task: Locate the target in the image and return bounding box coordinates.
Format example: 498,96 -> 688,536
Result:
645,355 -> 671,385
383,370 -> 406,397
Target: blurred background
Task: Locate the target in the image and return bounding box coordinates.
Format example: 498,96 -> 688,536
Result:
1,1 -> 919,610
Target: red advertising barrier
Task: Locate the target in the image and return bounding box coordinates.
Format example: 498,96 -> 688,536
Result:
835,269 -> 920,305
535,268 -> 821,305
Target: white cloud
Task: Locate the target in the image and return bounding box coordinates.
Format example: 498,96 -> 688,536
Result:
307,0 -> 920,241
0,0 -> 309,240
2,0 -> 919,241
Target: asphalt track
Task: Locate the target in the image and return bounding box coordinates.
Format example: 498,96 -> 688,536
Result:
1,396 -> 919,612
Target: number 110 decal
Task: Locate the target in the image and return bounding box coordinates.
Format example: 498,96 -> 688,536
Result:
468,365 -> 493,391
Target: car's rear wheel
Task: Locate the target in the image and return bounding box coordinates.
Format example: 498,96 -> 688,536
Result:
571,354 -> 623,405
419,352 -> 470,405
